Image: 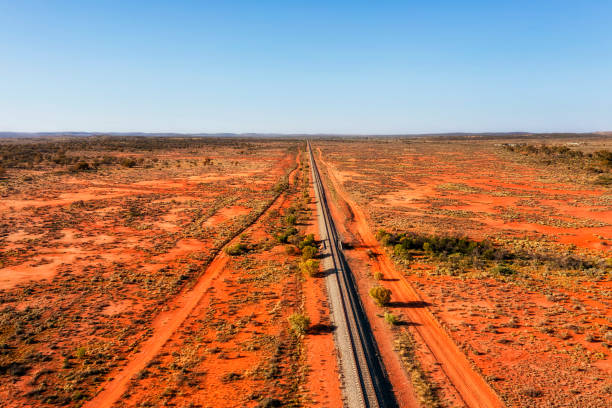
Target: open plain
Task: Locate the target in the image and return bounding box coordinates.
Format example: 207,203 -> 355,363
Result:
0,135 -> 610,408
314,136 -> 611,407
0,137 -> 343,407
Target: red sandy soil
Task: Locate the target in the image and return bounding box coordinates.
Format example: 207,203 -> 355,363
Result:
314,138 -> 612,407
327,200 -> 422,408
301,179 -> 343,407
83,149 -> 344,408
83,250 -> 232,408
0,140 -> 306,407
86,153 -> 303,407
318,148 -> 502,408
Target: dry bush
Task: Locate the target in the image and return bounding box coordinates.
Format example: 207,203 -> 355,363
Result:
299,259 -> 320,277
287,313 -> 310,336
369,285 -> 391,307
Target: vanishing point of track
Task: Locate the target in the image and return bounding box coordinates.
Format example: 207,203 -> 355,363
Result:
308,141 -> 397,408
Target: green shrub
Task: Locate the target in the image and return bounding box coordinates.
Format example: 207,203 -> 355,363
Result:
301,245 -> 317,260
369,286 -> 391,307
384,312 -> 398,325
288,313 -> 310,336
393,244 -> 410,259
285,214 -> 297,225
490,264 -> 515,276
298,234 -> 315,249
299,259 -> 320,277
225,243 -> 248,256
276,227 -> 298,243
285,245 -> 299,255
374,271 -> 383,281
376,229 -> 392,246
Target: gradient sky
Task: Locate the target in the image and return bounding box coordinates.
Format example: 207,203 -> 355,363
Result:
1,1 -> 611,134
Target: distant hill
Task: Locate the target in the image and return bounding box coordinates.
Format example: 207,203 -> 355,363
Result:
0,131 -> 610,139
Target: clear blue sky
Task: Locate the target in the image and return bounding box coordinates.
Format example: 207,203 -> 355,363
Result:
1,1 -> 611,134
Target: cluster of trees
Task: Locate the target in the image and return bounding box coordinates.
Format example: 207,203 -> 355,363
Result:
0,136 -> 263,170
376,230 -> 512,261
0,142 -> 149,171
502,143 -> 612,174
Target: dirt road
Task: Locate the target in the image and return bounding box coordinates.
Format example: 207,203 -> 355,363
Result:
316,147 -> 504,408
85,155 -> 300,408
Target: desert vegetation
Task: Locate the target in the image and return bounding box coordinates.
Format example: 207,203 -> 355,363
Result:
2,134 -> 610,407
315,136 -> 612,407
0,136 -> 324,407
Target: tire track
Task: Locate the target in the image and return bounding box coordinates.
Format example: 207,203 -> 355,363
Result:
84,154 -> 300,408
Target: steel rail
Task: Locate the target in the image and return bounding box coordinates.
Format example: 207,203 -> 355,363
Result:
307,141 -> 397,408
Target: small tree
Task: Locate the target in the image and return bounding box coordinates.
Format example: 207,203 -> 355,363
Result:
299,259 -> 320,277
369,285 -> 391,307
288,313 -> 310,336
298,234 -> 315,249
301,245 -> 317,260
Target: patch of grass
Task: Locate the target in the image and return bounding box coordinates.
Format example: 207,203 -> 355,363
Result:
395,331 -> 441,407
595,174 -> 612,186
490,264 -> 516,277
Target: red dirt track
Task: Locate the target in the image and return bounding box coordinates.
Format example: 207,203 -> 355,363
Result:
317,147 -> 504,408
86,154 -> 302,408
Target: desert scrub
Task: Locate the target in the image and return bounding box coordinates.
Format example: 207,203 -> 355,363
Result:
300,245 -> 318,260
384,312 -> 399,326
297,233 -> 315,249
299,259 -> 320,277
503,143 -> 612,173
369,285 -> 392,307
395,331 -> 441,407
287,313 -> 310,336
595,174 -> 612,186
225,242 -> 248,256
376,229 -> 512,267
284,213 -> 297,225
490,264 -> 516,277
276,227 -> 298,243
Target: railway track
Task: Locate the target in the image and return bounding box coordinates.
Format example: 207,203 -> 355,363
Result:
308,141 -> 397,408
